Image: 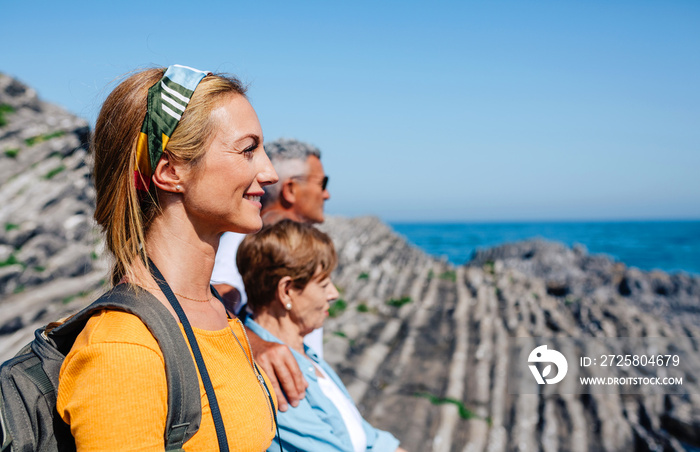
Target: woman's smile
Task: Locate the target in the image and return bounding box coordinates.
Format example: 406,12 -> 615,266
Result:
243,192 -> 263,209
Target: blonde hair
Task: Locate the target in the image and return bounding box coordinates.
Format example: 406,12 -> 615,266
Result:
237,220 -> 337,312
93,67 -> 246,285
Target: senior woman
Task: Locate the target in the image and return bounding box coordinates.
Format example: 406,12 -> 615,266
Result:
237,220 -> 407,452
56,65 -> 279,450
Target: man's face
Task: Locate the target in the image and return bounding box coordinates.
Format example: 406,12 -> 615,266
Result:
292,155 -> 330,224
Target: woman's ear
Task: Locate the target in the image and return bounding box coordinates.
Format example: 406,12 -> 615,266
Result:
151,152 -> 184,193
276,276 -> 295,309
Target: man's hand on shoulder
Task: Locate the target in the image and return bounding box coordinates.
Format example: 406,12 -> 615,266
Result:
246,327 -> 308,412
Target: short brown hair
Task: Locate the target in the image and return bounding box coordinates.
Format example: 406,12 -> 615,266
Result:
92,67 -> 246,284
237,220 -> 337,312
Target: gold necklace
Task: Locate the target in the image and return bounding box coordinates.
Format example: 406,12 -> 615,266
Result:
176,292 -> 215,303
141,285 -> 215,303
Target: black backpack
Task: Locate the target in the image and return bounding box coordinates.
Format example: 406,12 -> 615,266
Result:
0,284 -> 202,452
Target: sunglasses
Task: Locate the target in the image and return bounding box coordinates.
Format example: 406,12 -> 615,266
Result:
291,175 -> 329,191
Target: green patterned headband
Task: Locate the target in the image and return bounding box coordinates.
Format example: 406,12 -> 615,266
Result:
135,64 -> 211,191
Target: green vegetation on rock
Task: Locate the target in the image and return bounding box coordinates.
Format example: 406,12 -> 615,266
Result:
0,104 -> 15,127
25,130 -> 65,146
43,164 -> 66,180
4,223 -> 19,231
62,290 -> 91,305
564,295 -> 579,306
439,270 -> 456,282
414,392 -> 486,422
358,272 -> 369,280
332,331 -> 355,346
0,253 -> 21,268
4,148 -> 20,158
386,295 -> 412,308
328,299 -> 347,318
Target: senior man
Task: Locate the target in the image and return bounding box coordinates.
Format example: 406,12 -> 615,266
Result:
211,138 -> 330,410
259,139 -> 329,225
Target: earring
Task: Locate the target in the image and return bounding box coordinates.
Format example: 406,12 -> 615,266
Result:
285,303 -> 292,311
176,185 -> 182,191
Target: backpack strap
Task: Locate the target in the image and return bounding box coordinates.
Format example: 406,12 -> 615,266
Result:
49,284 -> 201,450
148,259 -> 230,452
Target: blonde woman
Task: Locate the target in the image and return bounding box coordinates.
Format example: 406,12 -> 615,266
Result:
238,220 -> 407,452
57,65 -> 279,451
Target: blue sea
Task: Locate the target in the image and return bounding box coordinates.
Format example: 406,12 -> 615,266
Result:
390,221 -> 700,276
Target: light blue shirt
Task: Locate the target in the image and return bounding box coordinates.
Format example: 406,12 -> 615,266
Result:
245,319 -> 400,452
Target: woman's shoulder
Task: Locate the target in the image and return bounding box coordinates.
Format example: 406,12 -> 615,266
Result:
69,309 -> 163,358
57,310 -> 170,450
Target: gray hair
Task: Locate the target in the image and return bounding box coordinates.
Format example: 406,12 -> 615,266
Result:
262,139 -> 322,207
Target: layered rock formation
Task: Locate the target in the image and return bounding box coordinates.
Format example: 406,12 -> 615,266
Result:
470,240 -> 700,334
1,73 -> 699,451
0,73 -> 108,357
319,219 -> 700,452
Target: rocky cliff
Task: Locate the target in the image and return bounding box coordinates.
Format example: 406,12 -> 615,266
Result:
1,73 -> 699,451
0,73 -> 108,357
319,218 -> 700,452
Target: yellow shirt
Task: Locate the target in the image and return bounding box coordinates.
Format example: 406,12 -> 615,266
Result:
57,310 -> 277,451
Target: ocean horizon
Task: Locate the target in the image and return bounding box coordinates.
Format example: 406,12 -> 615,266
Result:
389,220 -> 700,276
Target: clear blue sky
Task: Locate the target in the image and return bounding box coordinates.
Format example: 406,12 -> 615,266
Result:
3,0 -> 698,222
